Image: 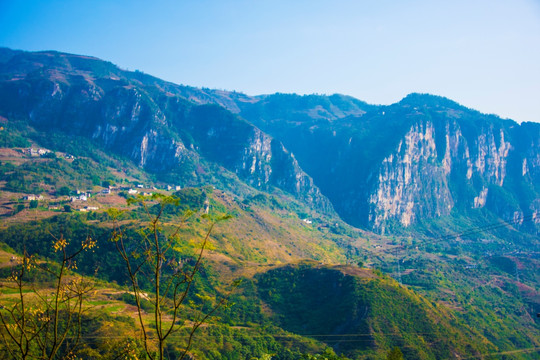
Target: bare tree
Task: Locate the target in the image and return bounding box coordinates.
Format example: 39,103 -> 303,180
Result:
0,235 -> 96,359
108,193 -> 234,360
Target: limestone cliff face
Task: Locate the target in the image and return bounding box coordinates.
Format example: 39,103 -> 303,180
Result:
366,112 -> 538,231
18,78 -> 191,173
472,127 -> 511,187
236,127 -> 330,211
184,105 -> 333,212
237,128 -> 273,187
269,141 -> 335,213
521,125 -> 540,182
368,121 -> 453,231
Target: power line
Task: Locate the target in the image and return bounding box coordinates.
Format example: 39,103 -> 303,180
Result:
370,213 -> 538,256
425,214 -> 537,245
17,333 -> 539,359
462,346 -> 540,359
10,331 -> 453,339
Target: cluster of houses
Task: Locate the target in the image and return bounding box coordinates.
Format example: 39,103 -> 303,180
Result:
78,206 -> 99,212
25,147 -> 51,157
22,194 -> 45,201
72,183 -> 183,200
24,147 -> 75,159
135,184 -> 181,191
18,183 -> 184,214
71,191 -> 91,201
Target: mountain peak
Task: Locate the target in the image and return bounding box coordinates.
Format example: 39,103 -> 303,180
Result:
399,92 -> 465,109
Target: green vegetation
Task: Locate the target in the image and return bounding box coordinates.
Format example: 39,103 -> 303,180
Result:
0,176 -> 538,358
0,120 -> 31,148
256,262 -> 493,359
0,48 -> 539,358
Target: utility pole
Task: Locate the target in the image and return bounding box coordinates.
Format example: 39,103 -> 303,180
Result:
395,246 -> 402,285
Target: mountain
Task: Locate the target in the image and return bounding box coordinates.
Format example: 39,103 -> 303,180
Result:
225,92 -> 540,234
0,48 -> 332,214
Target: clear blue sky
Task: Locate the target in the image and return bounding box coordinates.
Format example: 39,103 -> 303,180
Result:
1,0 -> 539,123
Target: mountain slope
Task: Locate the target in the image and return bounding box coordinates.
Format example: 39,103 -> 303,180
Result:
256,261 -> 496,359
0,48 -> 332,213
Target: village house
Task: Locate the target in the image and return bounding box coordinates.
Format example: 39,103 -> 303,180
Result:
22,194 -> 44,201
71,193 -> 89,202
26,148 -> 51,157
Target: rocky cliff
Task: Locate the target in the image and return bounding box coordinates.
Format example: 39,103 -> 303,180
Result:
235,93 -> 540,232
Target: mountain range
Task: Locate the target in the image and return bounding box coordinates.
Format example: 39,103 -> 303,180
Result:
1,47 -> 538,234
0,48 -> 539,359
